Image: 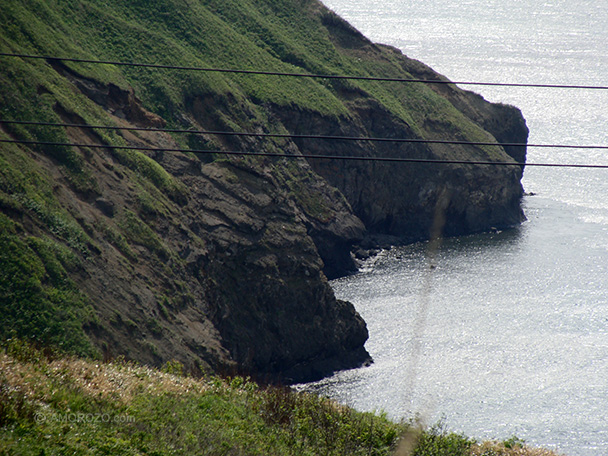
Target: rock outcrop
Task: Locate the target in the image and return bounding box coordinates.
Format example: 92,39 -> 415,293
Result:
273,25 -> 528,242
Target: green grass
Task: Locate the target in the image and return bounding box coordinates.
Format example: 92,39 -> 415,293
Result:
0,218 -> 97,358
0,345 -> 403,455
119,210 -> 173,262
0,0 -> 512,149
0,346 -> 562,456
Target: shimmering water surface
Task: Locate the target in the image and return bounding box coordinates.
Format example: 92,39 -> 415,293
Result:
300,2 -> 608,454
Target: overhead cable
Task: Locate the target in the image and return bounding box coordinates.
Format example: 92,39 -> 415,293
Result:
3,138 -> 608,169
2,53 -> 608,90
1,120 -> 607,150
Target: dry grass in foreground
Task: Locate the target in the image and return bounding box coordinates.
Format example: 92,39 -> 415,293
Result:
1,341 -> 565,456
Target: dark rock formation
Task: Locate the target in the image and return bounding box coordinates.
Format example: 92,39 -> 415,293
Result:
271,43 -> 528,244
174,158 -> 371,382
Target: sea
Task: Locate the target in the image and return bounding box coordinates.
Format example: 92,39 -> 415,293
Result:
299,1 -> 608,455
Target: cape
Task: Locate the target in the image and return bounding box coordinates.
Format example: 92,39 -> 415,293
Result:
0,0 -> 527,382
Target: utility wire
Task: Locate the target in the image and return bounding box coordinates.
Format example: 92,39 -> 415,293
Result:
1,120 -> 607,150
2,52 -> 608,90
3,138 -> 608,169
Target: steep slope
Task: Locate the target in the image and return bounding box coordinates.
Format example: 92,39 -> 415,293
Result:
0,0 -> 527,382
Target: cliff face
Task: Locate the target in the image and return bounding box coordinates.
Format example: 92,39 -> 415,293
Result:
271,31 -> 528,242
0,80 -> 368,382
0,0 -> 526,382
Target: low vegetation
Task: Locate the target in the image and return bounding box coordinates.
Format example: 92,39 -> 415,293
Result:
0,342 -> 563,456
0,215 -> 97,359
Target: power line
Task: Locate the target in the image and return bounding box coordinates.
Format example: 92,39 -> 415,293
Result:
2,119 -> 607,150
2,138 -> 608,169
2,52 -> 608,90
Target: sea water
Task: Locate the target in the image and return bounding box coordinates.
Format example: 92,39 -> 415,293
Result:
300,1 -> 608,454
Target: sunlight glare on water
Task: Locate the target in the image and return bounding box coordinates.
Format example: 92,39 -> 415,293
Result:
301,1 -> 608,454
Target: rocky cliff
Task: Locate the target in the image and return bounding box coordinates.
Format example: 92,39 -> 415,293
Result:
0,0 -> 526,382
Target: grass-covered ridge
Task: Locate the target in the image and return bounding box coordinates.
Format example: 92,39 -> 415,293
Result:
0,343 -> 562,456
1,0 -> 505,150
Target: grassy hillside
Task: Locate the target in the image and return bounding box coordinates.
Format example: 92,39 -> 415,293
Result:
0,0 -> 508,148
0,343 -> 562,456
1,0 -> 377,370
0,0 -> 526,370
